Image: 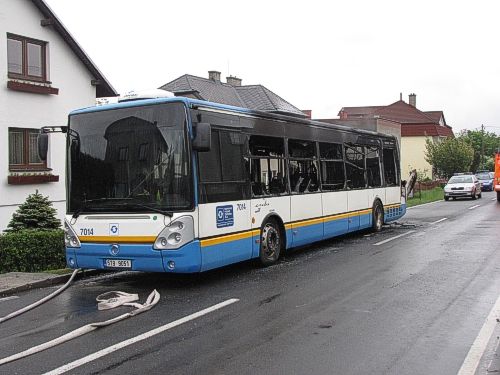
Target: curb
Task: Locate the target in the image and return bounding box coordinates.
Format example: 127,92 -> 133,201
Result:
0,269 -> 103,297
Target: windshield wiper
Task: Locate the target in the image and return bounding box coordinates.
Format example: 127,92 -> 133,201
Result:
72,199 -> 105,219
73,197 -> 173,219
120,201 -> 173,217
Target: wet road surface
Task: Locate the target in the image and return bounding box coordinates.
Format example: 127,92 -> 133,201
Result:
1,192 -> 499,374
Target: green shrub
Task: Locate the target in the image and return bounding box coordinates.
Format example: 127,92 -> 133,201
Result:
7,190 -> 60,232
0,229 -> 65,273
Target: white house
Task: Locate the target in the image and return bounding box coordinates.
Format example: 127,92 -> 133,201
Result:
0,0 -> 117,231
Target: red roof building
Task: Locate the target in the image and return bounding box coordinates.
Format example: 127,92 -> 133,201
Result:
332,94 -> 454,179
338,96 -> 453,138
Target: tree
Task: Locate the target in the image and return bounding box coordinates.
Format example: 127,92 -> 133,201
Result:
456,129 -> 500,171
6,190 -> 61,232
425,138 -> 474,179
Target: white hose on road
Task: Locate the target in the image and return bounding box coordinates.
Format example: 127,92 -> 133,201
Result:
0,269 -> 81,324
0,289 -> 160,366
96,291 -> 140,310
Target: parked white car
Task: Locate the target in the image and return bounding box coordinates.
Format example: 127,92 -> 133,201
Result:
444,174 -> 482,201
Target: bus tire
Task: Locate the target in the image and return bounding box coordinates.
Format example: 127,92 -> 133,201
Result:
259,219 -> 282,266
372,201 -> 384,232
497,191 -> 500,202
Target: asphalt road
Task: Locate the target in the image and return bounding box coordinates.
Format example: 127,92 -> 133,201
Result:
1,192 -> 499,375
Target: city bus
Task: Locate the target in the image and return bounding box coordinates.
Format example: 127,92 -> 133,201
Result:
41,96 -> 406,273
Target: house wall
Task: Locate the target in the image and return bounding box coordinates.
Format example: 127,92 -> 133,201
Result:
401,136 -> 433,179
0,0 -> 97,231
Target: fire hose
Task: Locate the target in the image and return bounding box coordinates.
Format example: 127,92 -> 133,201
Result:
0,270 -> 160,366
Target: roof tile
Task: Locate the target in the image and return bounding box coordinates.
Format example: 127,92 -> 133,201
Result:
160,75 -> 304,117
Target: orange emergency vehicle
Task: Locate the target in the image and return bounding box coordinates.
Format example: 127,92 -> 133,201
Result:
495,152 -> 500,202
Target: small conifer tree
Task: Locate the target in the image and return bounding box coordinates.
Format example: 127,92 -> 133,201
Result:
7,190 -> 61,232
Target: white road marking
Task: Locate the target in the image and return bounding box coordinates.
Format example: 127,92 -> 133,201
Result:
373,230 -> 416,246
493,198 -> 497,201
456,294 -> 500,375
430,218 -> 448,225
406,200 -> 442,210
468,205 -> 480,210
0,296 -> 19,302
43,298 -> 239,375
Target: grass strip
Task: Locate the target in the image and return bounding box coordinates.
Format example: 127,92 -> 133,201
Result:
407,187 -> 444,207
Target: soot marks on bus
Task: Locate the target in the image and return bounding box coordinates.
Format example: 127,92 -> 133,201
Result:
197,129 -> 400,205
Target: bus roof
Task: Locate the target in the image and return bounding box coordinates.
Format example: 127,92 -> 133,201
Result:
70,96 -> 398,142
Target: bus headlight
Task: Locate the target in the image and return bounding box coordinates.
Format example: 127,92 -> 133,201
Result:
64,220 -> 81,248
154,216 -> 194,250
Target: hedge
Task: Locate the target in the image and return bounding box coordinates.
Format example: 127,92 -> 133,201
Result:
0,229 -> 65,273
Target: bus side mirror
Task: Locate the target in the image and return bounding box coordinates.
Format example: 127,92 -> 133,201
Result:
193,122 -> 211,152
38,133 -> 49,161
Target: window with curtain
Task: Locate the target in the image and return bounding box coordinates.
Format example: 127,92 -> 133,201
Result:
8,128 -> 46,170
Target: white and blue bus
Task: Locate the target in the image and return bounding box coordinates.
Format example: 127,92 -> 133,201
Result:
53,96 -> 405,273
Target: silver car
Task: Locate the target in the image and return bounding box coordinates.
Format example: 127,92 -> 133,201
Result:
444,174 -> 482,201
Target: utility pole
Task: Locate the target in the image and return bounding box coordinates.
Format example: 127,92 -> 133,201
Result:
480,124 -> 485,170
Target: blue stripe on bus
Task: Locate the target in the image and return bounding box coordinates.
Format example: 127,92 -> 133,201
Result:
291,221 -> 324,247
324,216 -> 349,239
200,236 -> 252,272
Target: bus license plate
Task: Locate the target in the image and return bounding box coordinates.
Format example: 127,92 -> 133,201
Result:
105,259 -> 131,268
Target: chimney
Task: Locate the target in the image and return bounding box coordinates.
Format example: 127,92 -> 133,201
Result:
208,70 -> 221,82
301,110 -> 312,119
409,93 -> 416,107
226,75 -> 242,86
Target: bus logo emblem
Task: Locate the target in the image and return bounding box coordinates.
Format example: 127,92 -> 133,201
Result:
110,244 -> 120,255
110,224 -> 119,236
216,205 -> 234,228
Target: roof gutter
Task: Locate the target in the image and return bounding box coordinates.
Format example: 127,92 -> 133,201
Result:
31,0 -> 118,97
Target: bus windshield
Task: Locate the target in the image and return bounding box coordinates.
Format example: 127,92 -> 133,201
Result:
68,102 -> 192,214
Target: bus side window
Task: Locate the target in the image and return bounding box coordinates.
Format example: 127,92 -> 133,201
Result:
319,142 -> 345,191
249,136 -> 287,197
383,148 -> 397,186
198,130 -> 249,203
288,139 -> 319,194
345,144 -> 366,189
366,146 -> 382,188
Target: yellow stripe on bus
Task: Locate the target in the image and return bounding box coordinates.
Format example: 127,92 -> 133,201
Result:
323,212 -> 350,223
384,204 -> 401,210
79,236 -> 156,244
291,216 -> 324,228
200,230 -> 259,247
200,207 -> 380,247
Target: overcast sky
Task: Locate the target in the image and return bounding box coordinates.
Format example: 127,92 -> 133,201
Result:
45,0 -> 500,134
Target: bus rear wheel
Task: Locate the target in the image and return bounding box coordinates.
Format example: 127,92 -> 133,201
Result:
259,219 -> 282,266
372,202 -> 384,232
